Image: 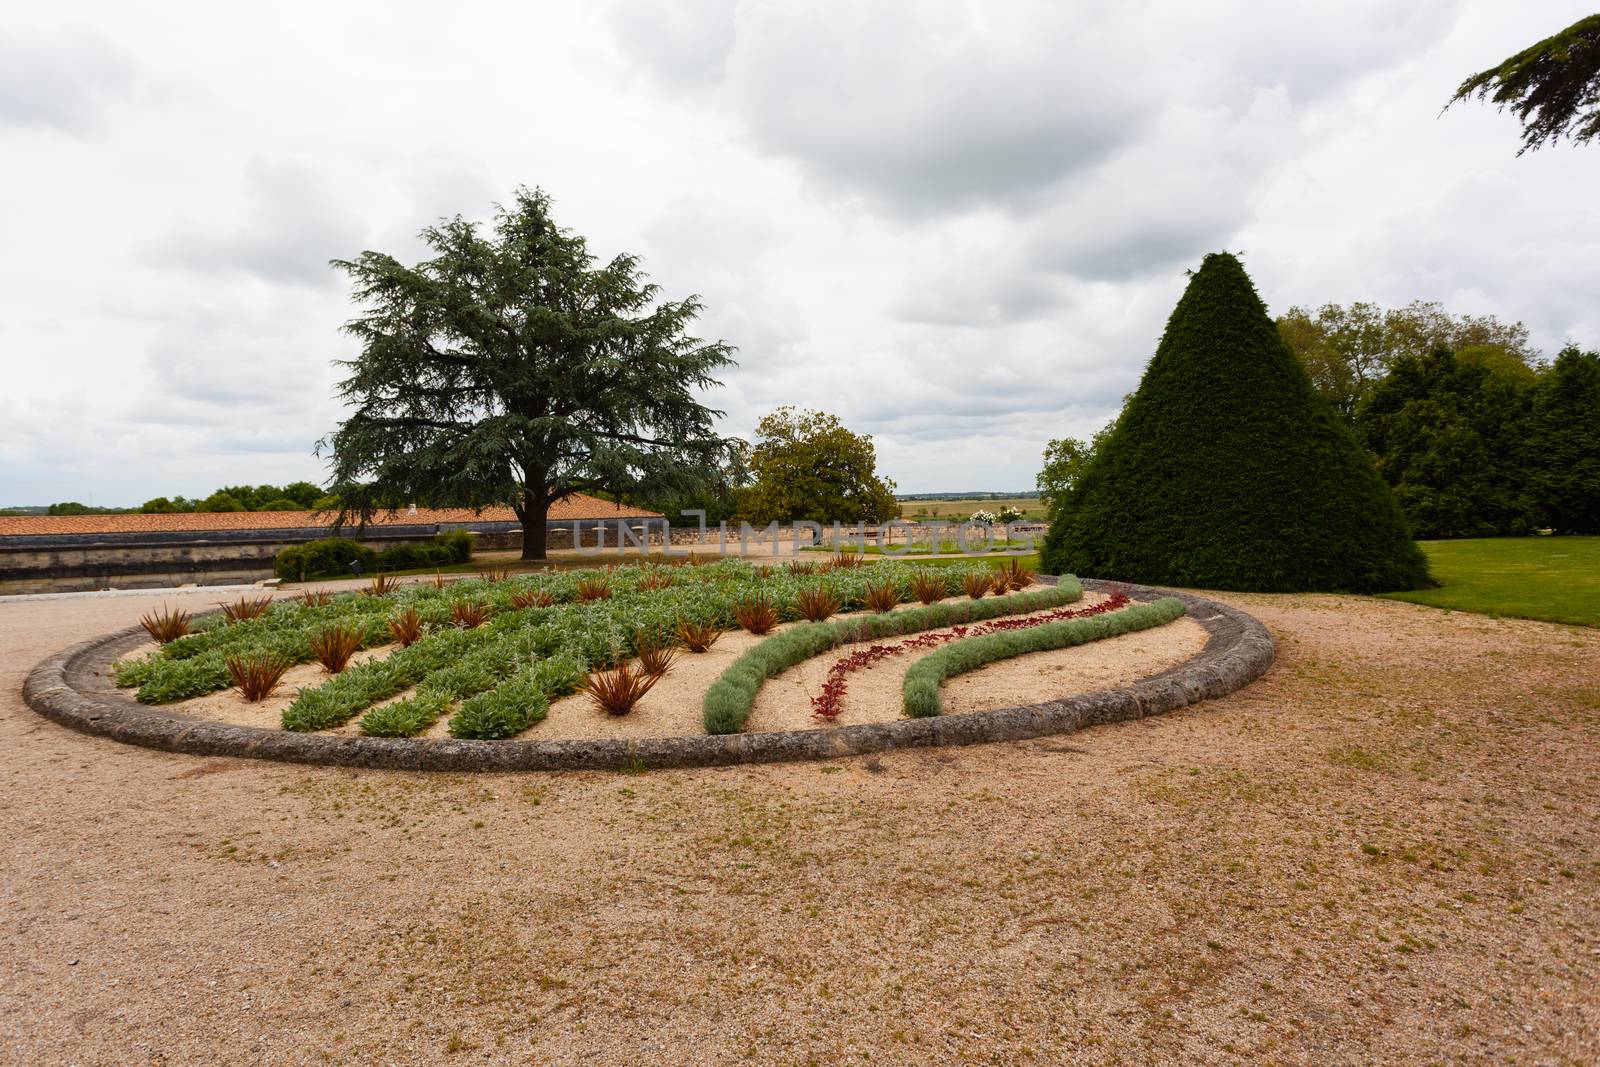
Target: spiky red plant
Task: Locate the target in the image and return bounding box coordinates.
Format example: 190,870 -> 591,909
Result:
796,584 -> 841,622
575,576 -> 612,602
676,617 -> 722,653
451,600 -> 491,629
218,595 -> 273,623
296,589 -> 333,608
226,653 -> 290,701
634,631 -> 679,679
367,572 -> 399,597
733,595 -> 780,635
387,607 -> 425,647
310,623 -> 365,673
997,558 -> 1035,591
639,569 -> 676,591
509,587 -> 556,610
863,579 -> 902,613
578,664 -> 661,715
139,605 -> 192,644
910,572 -> 947,605
961,571 -> 992,600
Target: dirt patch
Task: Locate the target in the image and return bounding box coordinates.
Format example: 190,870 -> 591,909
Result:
1,587 -> 1597,1063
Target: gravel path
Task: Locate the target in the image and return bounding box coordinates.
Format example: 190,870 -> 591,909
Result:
1,588 -> 1596,1064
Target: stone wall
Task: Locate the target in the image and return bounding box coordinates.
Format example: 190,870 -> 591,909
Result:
0,517 -> 672,595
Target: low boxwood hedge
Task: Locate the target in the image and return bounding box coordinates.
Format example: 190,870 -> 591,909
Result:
901,596 -> 1186,718
701,578 -> 1085,735
274,530 -> 472,580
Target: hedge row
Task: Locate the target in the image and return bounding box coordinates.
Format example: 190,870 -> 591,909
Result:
273,530 -> 473,581
701,578 -> 1084,735
901,596 -> 1186,718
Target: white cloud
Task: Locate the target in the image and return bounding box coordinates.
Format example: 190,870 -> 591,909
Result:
0,0 -> 1596,506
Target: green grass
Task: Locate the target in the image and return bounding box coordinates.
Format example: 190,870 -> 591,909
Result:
804,539 -> 1036,556
1380,537 -> 1600,628
896,496 -> 1048,522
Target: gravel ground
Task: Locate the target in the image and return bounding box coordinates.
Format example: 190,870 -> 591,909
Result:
1,588 -> 1597,1065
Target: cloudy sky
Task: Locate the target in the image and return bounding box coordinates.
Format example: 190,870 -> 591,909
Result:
2,1 -> 1596,506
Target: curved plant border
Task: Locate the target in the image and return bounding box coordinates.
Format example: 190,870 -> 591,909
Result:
22,578 -> 1274,772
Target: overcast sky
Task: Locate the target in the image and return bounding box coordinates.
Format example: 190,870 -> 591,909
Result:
2,1 -> 1596,506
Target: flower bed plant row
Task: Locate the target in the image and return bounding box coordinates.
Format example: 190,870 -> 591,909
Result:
111,557 -> 1005,740
901,596 -> 1186,718
809,592 -> 1135,721
700,578 -> 1086,735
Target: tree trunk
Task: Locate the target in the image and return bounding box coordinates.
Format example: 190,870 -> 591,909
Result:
520,492 -> 550,561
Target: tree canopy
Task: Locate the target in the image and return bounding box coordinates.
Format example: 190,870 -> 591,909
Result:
1449,14 -> 1600,153
321,187 -> 736,558
1042,252 -> 1429,593
739,408 -> 898,525
1359,347 -> 1538,538
1523,346 -> 1600,534
1276,301 -> 1538,420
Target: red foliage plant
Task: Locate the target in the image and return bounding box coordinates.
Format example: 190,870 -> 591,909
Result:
218,595 -> 273,623
139,605 -> 192,644
226,653 -> 291,702
809,594 -> 1132,722
387,607 -> 425,647
310,623 -> 364,674
578,664 -> 661,715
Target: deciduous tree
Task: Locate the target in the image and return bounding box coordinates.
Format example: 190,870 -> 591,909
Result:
740,408 -> 897,525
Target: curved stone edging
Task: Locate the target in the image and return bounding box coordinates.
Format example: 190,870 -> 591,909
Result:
21,578 -> 1274,771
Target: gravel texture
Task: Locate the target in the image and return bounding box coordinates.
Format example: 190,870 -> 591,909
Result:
3,586 -> 1597,1063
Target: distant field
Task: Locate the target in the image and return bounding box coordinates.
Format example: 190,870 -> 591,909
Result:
896,497 -> 1049,522
1381,536 -> 1600,628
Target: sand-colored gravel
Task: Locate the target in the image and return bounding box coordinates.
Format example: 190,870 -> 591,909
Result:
3,585 -> 1597,1064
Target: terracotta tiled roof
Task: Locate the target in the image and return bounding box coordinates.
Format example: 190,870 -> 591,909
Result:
0,494 -> 662,538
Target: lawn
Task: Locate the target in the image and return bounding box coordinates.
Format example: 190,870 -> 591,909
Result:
896,496 -> 1048,522
1381,536 -> 1600,628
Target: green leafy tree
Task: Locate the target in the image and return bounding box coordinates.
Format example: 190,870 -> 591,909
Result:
259,498 -> 302,511
321,187 -> 736,560
280,481 -> 324,508
1523,346 -> 1600,534
139,497 -> 182,513
1359,348 -> 1539,538
198,491 -> 245,513
1043,252 -> 1429,593
740,407 -> 898,525
1448,14 -> 1600,153
1036,418 -> 1117,506
1276,301 -> 1537,420
46,501 -> 123,515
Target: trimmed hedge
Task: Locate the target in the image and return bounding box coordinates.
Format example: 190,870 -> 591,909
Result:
274,530 -> 472,580
902,596 -> 1186,718
701,578 -> 1084,735
1042,252 -> 1430,594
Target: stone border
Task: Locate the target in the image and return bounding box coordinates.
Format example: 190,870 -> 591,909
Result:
21,578 -> 1273,772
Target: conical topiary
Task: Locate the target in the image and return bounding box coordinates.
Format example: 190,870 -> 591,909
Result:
1042,252 -> 1430,593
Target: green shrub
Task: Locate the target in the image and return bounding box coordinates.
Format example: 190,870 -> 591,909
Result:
274,531 -> 472,580
1042,252 -> 1430,594
701,579 -> 1083,735
275,538 -> 379,581
358,693 -> 451,737
902,597 -> 1186,718
135,654 -> 231,704
448,675 -> 550,740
